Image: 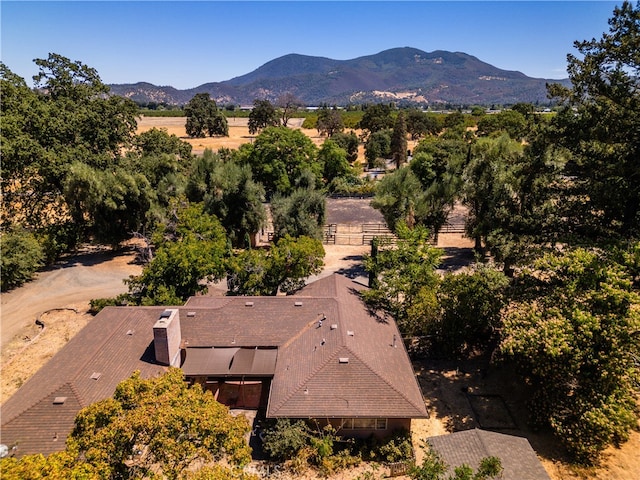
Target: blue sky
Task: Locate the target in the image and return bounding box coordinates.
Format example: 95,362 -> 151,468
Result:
1,1 -> 621,89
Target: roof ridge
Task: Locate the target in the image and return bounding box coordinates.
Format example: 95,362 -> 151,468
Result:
475,428 -> 493,457
345,346 -> 427,415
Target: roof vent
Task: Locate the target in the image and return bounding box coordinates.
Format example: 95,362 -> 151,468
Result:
90,372 -> 102,381
187,311 -> 196,317
339,357 -> 349,364
126,329 -> 134,336
347,330 -> 354,336
245,301 -> 254,307
330,324 -> 338,330
53,397 -> 67,405
294,301 -> 303,307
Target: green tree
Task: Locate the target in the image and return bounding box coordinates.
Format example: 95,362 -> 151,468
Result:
359,103 -> 394,136
271,188 -> 326,240
63,162 -> 153,246
391,111 -> 408,168
476,109 -> 527,140
318,139 -> 351,184
316,105 -> 344,137
1,56 -> 138,232
547,1 -> 640,239
500,247 -> 640,463
238,126 -> 320,197
363,223 -> 442,336
227,235 -> 324,295
205,162 -> 266,248
248,99 -> 279,134
364,129 -> 392,169
330,131 -> 359,163
461,135 -> 523,254
68,369 -> 251,479
125,203 -> 228,305
134,127 -> 193,160
371,166 -> 423,231
431,266 -> 509,357
0,227 -> 45,291
185,93 -> 228,138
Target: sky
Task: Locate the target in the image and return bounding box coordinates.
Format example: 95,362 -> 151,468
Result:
1,1 -> 623,89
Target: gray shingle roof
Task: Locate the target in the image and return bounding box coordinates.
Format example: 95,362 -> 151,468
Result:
427,429 -> 551,480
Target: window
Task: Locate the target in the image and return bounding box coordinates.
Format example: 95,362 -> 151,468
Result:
339,418 -> 387,430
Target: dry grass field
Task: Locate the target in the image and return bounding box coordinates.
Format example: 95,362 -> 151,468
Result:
1,117 -> 637,479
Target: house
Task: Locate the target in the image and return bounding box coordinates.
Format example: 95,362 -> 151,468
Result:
0,274 -> 427,457
427,429 -> 551,480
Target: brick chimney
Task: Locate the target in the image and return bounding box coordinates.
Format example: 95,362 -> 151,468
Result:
153,309 -> 181,366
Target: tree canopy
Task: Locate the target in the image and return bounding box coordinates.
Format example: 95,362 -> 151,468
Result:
185,93 -> 228,138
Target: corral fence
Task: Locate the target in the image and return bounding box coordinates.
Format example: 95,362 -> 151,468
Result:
264,221 -> 465,246
323,223 -> 396,245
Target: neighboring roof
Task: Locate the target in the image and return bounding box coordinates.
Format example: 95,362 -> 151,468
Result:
1,274 -> 426,457
427,429 -> 551,480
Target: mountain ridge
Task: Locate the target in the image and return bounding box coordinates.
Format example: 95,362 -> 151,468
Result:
109,47 -> 568,106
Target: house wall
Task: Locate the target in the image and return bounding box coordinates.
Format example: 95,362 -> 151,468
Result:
312,417 -> 412,439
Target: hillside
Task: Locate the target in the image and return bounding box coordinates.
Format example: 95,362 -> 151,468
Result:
109,47 -> 569,106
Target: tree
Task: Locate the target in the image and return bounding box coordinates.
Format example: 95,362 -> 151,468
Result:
0,227 -> 44,291
270,188 -> 326,241
371,166 -> 423,232
359,103 -> 394,136
276,92 -> 302,127
547,1 -> 640,239
318,139 -> 351,184
330,131 -> 359,163
227,235 -> 324,296
1,56 -> 138,232
364,129 -> 392,169
133,127 -> 193,160
185,93 -> 228,138
405,109 -> 442,140
238,126 -> 320,197
248,99 -> 279,134
500,246 -> 640,463
461,135 -> 523,254
316,105 -> 344,137
69,369 -> 251,479
363,223 -> 442,336
391,111 -> 408,169
476,110 -> 527,140
125,202 -> 228,305
431,266 -> 509,357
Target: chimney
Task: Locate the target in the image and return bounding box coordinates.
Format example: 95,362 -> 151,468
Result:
153,309 -> 181,366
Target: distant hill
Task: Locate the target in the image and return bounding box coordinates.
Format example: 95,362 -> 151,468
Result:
109,47 -> 569,106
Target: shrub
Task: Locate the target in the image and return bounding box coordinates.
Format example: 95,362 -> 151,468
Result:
261,419 -> 310,461
1,227 -> 44,291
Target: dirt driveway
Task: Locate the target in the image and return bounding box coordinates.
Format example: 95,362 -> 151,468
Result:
0,245 -> 141,350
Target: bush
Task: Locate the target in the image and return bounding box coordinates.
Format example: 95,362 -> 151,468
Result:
262,419 -> 310,461
1,227 -> 44,291
36,222 -> 83,264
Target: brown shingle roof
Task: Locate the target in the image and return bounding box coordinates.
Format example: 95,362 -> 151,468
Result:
427,429 -> 551,480
1,274 -> 426,457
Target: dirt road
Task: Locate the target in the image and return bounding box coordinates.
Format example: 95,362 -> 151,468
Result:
0,246 -> 141,349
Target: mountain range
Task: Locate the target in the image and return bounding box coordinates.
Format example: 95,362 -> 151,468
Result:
109,47 -> 569,106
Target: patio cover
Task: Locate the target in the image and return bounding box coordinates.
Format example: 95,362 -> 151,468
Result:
182,347 -> 277,377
